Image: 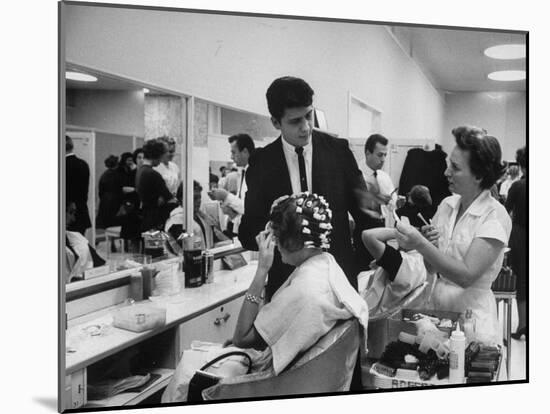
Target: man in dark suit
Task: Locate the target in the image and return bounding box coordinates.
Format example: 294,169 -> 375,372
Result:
66,135 -> 92,235
239,76 -> 374,300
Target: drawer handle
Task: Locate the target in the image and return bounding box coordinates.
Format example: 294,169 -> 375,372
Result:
214,312 -> 231,325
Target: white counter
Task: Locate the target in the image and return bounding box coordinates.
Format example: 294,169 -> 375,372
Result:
65,261 -> 257,374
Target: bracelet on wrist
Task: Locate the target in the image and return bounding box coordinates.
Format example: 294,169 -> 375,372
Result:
245,293 -> 264,305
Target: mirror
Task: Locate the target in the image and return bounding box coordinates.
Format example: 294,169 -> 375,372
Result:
190,98 -> 279,244
65,65 -> 189,284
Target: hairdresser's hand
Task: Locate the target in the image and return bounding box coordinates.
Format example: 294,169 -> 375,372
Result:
395,220 -> 425,251
421,224 -> 440,247
256,229 -> 275,272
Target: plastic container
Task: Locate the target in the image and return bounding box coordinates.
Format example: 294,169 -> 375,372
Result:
449,324 -> 466,384
113,302 -> 166,332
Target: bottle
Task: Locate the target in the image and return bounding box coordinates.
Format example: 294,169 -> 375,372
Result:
449,323 -> 466,383
462,309 -> 476,344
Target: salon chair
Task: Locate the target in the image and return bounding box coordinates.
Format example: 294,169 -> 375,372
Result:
201,318 -> 360,400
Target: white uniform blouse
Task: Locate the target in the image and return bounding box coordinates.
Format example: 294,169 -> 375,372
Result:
429,190 -> 512,343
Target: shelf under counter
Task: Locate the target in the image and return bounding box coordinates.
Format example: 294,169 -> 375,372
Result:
84,368 -> 174,408
65,261 -> 258,375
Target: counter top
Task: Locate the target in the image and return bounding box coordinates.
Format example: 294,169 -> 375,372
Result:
65,261 -> 258,374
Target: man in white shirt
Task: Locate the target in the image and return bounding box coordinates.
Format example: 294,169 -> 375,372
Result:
239,76 -> 376,299
208,133 -> 255,237
353,133 -> 396,271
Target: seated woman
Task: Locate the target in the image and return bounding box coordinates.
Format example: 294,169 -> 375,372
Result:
394,126 -> 512,344
65,202 -> 106,283
162,192 -> 369,402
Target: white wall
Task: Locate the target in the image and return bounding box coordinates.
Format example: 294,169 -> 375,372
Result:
443,92 -> 526,162
65,5 -> 445,147
67,89 -> 145,137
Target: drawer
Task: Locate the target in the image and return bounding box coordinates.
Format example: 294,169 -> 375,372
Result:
177,295 -> 244,356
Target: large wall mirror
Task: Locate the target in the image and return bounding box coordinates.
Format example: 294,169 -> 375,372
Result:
65,64 -> 191,288
64,64 -> 279,291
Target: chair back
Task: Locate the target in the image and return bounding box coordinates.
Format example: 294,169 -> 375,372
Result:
202,319 -> 360,400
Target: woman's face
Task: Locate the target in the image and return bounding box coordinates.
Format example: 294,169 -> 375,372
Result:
135,152 -> 144,168
125,157 -> 135,169
445,146 -> 481,196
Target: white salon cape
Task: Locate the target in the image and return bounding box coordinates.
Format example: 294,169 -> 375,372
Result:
162,251 -> 369,402
363,250 -> 427,318
428,190 -> 511,344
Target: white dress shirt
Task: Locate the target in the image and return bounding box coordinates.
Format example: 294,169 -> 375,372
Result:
364,164 -> 395,197
281,136 -> 313,195
222,166 -> 247,233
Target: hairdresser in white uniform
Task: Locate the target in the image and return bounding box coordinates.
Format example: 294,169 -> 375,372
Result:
395,126 -> 511,344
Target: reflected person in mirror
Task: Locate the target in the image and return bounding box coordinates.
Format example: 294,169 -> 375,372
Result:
135,138 -> 178,232
208,133 -> 255,238
154,136 -> 180,196
65,135 -> 91,235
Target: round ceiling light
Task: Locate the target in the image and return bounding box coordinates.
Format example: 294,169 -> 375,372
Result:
487,70 -> 526,81
484,44 -> 525,60
143,88 -> 150,94
66,71 -> 98,82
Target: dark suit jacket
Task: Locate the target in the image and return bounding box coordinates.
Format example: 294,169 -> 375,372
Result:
66,154 -> 91,233
239,130 -> 369,299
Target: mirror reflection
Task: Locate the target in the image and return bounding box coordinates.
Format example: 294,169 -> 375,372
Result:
65,68 -> 187,282
64,67 -> 279,284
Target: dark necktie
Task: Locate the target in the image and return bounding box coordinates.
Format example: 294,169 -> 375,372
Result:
295,147 -> 308,192
238,169 -> 245,198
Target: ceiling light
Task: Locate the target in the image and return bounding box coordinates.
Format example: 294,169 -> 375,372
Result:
484,44 -> 525,60
143,88 -> 150,94
487,70 -> 526,81
66,71 -> 98,82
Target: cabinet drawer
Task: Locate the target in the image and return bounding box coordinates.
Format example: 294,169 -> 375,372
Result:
178,296 -> 244,355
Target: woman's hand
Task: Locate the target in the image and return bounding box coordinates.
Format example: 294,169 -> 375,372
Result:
255,229 -> 275,272
395,220 -> 426,251
420,224 -> 440,247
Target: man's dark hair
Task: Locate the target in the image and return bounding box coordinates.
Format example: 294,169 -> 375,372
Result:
228,133 -> 255,154
266,76 -> 314,121
364,134 -> 389,153
66,135 -> 74,152
516,146 -> 527,170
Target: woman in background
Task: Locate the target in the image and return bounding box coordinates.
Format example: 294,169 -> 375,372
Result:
96,155 -> 124,231
136,139 -> 177,232
395,126 -> 511,344
506,146 -> 527,340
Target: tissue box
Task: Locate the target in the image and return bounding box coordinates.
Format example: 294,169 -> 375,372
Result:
113,303 -> 166,332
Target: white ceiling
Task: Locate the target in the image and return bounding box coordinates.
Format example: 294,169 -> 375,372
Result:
389,25 -> 527,93
66,25 -> 527,95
